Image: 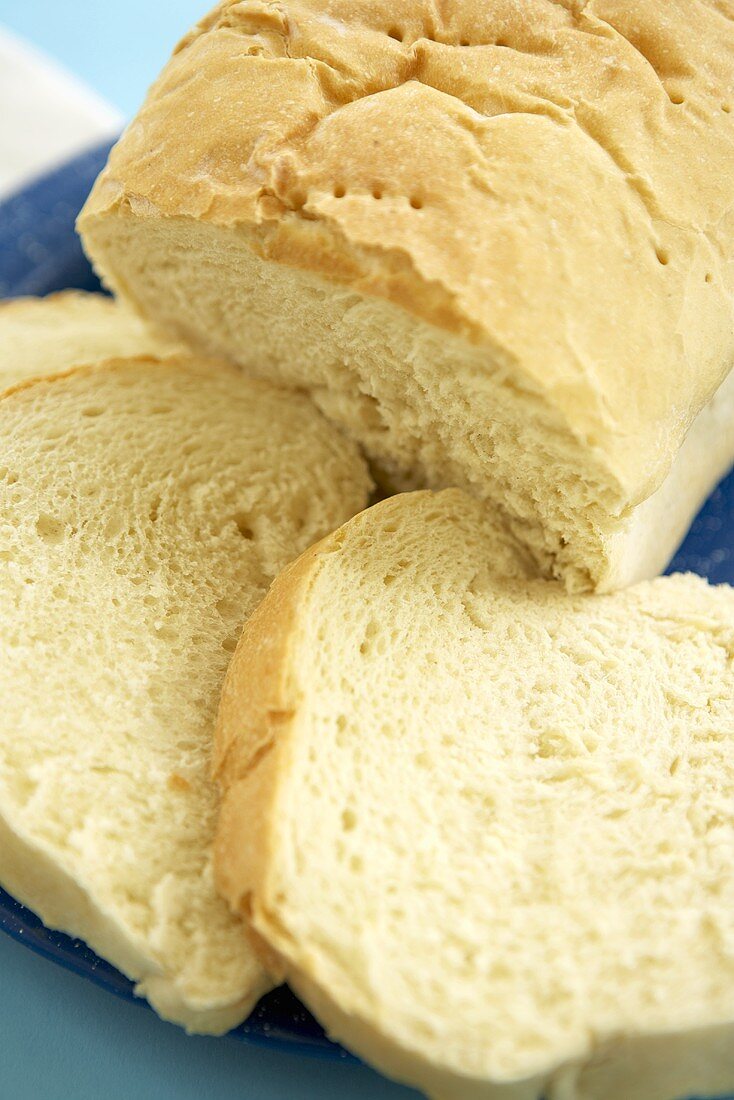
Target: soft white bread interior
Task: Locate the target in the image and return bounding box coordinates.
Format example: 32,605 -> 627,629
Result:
215,490 -> 734,1098
79,0 -> 734,591
0,290 -> 180,390
0,356 -> 372,1033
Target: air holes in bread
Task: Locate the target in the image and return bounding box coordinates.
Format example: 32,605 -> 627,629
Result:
233,514 -> 254,540
35,514 -> 66,544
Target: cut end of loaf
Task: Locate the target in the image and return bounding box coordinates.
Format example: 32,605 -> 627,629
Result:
81,213 -> 635,592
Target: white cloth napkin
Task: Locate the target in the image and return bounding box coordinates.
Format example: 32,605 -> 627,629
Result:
0,27 -> 122,201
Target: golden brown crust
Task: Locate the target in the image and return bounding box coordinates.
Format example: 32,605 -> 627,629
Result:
213,525 -> 337,920
81,0 -> 734,501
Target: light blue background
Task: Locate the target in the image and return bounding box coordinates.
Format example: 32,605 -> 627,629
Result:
1,1 -> 205,117
0,3 -> 417,1097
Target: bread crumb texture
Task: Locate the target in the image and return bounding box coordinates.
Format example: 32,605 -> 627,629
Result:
0,291 -> 180,391
0,355 -> 371,1032
216,490 -> 734,1098
80,0 -> 734,590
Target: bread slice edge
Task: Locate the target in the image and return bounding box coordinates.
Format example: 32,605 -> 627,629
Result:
212,491 -> 552,1093
213,491 -> 734,1097
0,800 -> 268,1033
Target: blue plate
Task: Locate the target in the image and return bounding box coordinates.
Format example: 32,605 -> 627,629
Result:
0,145 -> 733,1090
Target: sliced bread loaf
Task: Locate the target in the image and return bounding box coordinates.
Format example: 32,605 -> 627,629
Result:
79,0 -> 734,591
0,356 -> 372,1033
0,290 -> 179,390
215,490 -> 734,1098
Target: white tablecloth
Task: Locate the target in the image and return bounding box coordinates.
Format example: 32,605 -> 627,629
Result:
0,27 -> 122,200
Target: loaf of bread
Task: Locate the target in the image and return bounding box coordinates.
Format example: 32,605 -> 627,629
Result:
0,290 -> 179,390
79,0 -> 734,591
0,355 -> 371,1033
215,490 -> 734,1099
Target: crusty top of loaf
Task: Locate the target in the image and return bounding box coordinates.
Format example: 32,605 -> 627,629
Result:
81,0 -> 734,502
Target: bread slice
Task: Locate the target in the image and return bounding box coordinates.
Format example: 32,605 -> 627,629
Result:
0,356 -> 372,1034
0,290 -> 180,390
79,0 -> 734,591
215,490 -> 734,1098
